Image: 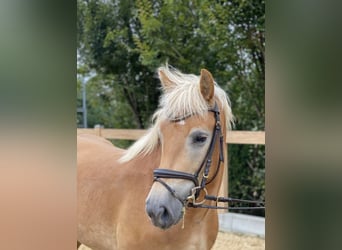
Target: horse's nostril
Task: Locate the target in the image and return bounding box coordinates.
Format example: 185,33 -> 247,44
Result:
147,205 -> 170,221
146,203 -> 174,229
159,206 -> 170,222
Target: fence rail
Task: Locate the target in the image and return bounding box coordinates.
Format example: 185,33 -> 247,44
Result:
77,128 -> 265,145
77,127 -> 265,211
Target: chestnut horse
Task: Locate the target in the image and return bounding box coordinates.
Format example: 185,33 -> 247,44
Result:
77,66 -> 233,250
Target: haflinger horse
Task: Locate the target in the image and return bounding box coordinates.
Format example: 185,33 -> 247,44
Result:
77,66 -> 234,250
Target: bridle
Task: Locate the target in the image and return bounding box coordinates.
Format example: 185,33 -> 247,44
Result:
153,102 -> 265,210
154,102 -> 224,205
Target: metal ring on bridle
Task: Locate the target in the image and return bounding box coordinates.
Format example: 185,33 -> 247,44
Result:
187,187 -> 208,205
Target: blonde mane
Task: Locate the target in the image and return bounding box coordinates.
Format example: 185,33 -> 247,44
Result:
119,66 -> 234,163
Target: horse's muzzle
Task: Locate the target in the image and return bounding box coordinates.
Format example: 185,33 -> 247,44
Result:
146,204 -> 173,229
145,195 -> 183,230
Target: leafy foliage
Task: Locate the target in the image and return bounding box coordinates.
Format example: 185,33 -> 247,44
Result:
77,0 -> 161,129
77,0 -> 265,216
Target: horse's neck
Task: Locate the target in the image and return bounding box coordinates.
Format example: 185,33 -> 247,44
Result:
132,145 -> 161,171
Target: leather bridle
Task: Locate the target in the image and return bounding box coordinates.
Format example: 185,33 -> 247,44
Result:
153,102 -> 265,210
153,102 -> 224,206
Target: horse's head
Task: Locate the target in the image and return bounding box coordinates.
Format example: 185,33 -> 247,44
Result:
143,67 -> 233,229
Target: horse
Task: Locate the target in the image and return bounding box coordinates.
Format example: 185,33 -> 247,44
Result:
77,66 -> 234,250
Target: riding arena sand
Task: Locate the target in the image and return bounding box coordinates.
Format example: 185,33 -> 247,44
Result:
79,231 -> 265,250
212,231 -> 265,250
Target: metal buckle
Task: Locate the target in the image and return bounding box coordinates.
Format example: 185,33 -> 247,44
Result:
186,186 -> 208,205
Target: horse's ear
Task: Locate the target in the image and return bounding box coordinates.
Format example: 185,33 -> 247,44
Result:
159,69 -> 175,91
199,69 -> 214,103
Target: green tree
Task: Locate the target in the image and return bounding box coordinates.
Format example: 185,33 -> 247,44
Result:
78,0 -> 160,129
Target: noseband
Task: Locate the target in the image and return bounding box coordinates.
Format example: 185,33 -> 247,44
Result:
153,102 -> 224,206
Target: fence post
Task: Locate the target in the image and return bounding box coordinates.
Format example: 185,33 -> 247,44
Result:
94,124 -> 103,137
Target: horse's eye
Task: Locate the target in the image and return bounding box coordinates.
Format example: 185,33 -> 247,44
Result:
192,134 -> 208,144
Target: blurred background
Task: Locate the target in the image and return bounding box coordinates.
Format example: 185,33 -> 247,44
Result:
2,0 -> 341,249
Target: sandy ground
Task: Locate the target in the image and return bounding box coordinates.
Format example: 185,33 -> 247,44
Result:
212,231 -> 264,250
79,231 -> 265,250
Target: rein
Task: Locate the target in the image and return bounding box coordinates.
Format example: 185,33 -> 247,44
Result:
188,195 -> 265,210
153,102 -> 265,211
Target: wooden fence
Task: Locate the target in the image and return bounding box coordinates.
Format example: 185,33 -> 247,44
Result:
77,127 -> 265,144
77,127 -> 265,210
